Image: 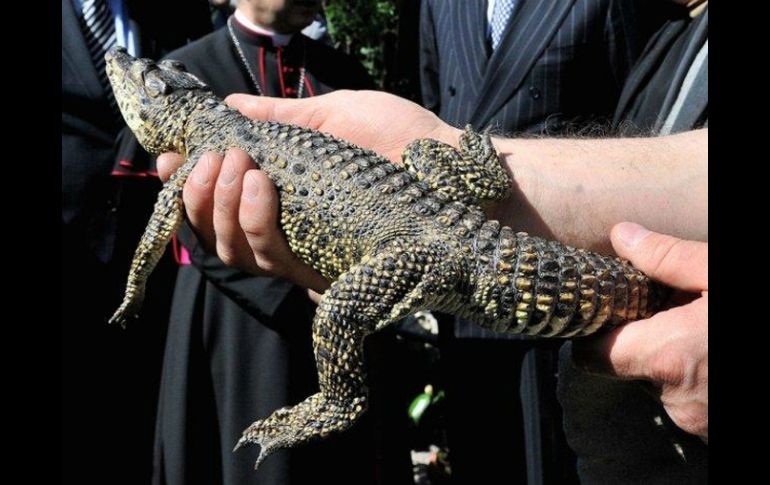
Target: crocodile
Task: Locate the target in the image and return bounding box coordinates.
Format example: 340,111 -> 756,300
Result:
105,47 -> 667,469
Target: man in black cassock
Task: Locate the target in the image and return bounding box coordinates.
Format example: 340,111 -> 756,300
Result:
143,1 -> 385,484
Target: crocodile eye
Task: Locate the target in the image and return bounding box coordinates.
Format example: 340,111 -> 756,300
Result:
144,72 -> 171,97
159,59 -> 186,71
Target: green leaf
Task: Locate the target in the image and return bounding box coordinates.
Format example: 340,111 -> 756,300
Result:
408,393 -> 432,425
323,0 -> 399,86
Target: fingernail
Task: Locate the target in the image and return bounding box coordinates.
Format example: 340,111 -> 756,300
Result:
220,153 -> 236,186
243,172 -> 259,200
193,156 -> 210,185
616,222 -> 651,249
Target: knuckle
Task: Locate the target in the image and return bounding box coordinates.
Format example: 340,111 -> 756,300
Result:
213,194 -> 234,213
244,228 -> 268,247
648,238 -> 684,278
243,219 -> 270,242
648,242 -> 673,275
254,256 -> 276,274
650,350 -> 687,385
216,245 -> 237,267
669,407 -> 708,437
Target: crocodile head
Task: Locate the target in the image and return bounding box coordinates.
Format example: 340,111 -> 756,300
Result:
105,47 -> 212,154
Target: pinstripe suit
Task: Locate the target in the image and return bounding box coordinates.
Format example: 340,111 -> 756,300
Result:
421,0 -> 651,134
418,2 -> 664,483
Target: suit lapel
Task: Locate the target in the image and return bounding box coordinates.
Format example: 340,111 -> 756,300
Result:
612,15 -> 691,126
450,0 -> 489,106
470,0 -> 576,128
62,0 -> 103,98
654,9 -> 708,131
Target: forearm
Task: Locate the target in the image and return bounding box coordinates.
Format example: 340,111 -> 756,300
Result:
483,129 -> 708,254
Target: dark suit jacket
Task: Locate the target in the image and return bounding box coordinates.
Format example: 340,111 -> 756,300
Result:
613,6 -> 708,134
420,0 -> 656,134
417,3 -> 667,483
62,0 -> 211,263
62,2 -> 211,483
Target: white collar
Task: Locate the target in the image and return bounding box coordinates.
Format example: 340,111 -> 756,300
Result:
234,9 -> 294,47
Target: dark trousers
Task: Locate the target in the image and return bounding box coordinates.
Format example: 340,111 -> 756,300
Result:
63,188 -> 177,484
438,317 -> 580,485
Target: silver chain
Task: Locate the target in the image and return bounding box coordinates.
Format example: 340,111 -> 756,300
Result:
227,16 -> 306,98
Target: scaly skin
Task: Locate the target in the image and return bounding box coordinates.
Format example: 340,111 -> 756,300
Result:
105,48 -> 667,469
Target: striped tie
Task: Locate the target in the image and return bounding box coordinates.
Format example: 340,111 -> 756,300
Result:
79,0 -> 119,116
490,0 -> 516,50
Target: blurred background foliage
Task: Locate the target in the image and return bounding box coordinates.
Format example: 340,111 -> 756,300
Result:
324,0 -> 397,83
324,0 -> 422,101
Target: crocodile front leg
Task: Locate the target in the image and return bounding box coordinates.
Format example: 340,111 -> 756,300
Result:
234,240 -> 458,469
402,124 -> 511,206
108,156 -> 198,327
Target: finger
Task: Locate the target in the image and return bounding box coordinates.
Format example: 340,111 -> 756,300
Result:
237,170 -> 279,256
572,296 -> 706,381
225,94 -> 281,121
225,92 -> 331,130
156,152 -> 185,181
239,170 -> 330,292
307,289 -> 323,305
225,93 -> 308,123
611,222 -> 708,291
213,148 -> 260,272
182,152 -> 223,253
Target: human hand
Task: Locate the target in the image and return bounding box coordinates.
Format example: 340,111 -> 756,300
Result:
571,222 -> 708,442
157,148 -> 329,292
157,91 -> 456,292
224,90 -> 459,163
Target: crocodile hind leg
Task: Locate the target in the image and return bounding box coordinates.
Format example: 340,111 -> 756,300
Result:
235,241 -> 457,469
108,157 -> 198,327
402,124 -> 511,206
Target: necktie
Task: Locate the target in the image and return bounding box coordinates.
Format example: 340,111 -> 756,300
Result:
490,0 -> 516,50
79,0 -> 119,116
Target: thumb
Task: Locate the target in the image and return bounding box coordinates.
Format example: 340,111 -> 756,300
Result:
611,222 -> 707,292
225,93 -> 282,122
155,152 -> 185,181
226,93 -> 317,127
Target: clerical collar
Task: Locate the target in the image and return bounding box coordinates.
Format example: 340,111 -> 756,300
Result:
233,9 -> 293,47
